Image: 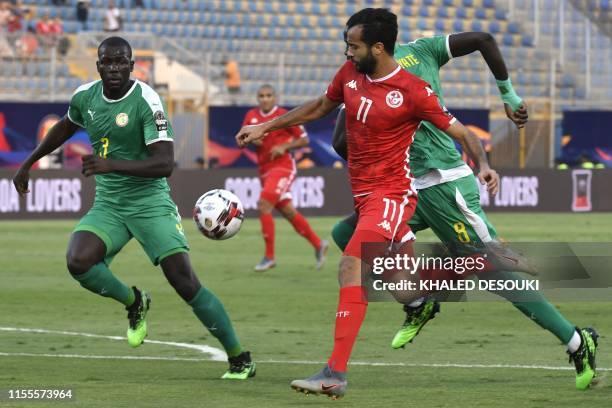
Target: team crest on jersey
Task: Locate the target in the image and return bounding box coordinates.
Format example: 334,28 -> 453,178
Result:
386,90 -> 403,108
115,113 -> 129,127
346,80 -> 357,90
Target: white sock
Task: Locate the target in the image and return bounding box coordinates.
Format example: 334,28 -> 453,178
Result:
567,330 -> 582,354
408,297 -> 425,308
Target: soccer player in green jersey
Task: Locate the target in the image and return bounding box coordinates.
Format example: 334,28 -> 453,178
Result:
331,31 -> 598,390
12,37 -> 255,380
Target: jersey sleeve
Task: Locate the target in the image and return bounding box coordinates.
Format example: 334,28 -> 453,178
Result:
288,125 -> 307,139
139,86 -> 174,145
412,83 -> 456,131
410,36 -> 452,68
67,90 -> 85,127
325,62 -> 349,103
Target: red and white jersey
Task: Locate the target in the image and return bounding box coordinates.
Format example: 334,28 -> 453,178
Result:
242,105 -> 307,175
326,61 -> 456,196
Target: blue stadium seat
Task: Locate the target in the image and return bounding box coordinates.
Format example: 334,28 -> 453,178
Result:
521,35 -> 533,46
456,7 -> 467,18
483,0 -> 495,7
435,20 -> 445,32
562,74 -> 575,87
495,9 -> 506,19
462,0 -> 474,6
488,20 -> 500,33
471,20 -> 483,31
507,22 -> 520,34
453,20 -> 464,31
419,7 -> 429,17
437,7 -> 449,18
502,34 -> 514,46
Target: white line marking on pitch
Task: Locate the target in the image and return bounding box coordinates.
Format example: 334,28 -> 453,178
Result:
0,326 -> 227,361
1,327 -> 609,372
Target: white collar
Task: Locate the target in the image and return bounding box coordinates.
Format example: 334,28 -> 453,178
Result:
102,79 -> 138,103
366,65 -> 401,83
259,105 -> 278,117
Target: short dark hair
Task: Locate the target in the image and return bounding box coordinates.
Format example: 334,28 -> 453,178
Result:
258,84 -> 275,94
98,36 -> 132,59
346,8 -> 397,55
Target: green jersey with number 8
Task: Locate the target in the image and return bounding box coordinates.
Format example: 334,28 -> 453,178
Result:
67,79 -> 174,207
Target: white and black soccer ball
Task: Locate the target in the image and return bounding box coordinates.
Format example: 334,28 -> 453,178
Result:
193,189 -> 244,240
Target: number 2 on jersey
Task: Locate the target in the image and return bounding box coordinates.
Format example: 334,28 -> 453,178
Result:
99,137 -> 109,158
357,97 -> 372,123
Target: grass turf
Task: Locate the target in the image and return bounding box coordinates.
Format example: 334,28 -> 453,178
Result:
1,213 -> 611,407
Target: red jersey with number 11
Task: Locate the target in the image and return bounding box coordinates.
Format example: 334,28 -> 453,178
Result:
326,61 -> 456,196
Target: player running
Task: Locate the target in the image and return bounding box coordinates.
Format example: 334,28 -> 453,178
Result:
235,8 -> 489,399
241,84 -> 328,272
330,29 -> 599,390
12,37 -> 255,380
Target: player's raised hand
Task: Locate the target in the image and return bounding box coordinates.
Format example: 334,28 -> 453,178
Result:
82,154 -> 112,177
12,166 -> 31,196
235,124 -> 267,148
477,167 -> 500,196
504,102 -> 528,129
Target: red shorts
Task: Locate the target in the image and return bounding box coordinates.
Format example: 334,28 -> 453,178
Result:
259,168 -> 296,206
344,190 -> 417,260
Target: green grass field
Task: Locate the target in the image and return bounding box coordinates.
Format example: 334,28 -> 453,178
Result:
1,214 -> 612,408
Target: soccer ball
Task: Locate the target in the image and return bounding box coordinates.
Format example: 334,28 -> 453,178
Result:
193,189 -> 244,240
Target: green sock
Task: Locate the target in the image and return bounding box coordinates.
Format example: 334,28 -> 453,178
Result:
71,263 -> 135,307
331,219 -> 355,252
488,271 -> 576,343
189,287 -> 243,357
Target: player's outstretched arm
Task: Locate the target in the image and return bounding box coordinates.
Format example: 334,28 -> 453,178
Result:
81,140 -> 174,178
13,116 -> 80,195
235,95 -> 340,147
270,135 -> 310,160
448,32 -> 528,128
445,121 -> 499,195
331,107 -> 347,161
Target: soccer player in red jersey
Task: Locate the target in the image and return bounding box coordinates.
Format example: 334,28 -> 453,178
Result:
235,9 -> 490,398
242,84 -> 328,272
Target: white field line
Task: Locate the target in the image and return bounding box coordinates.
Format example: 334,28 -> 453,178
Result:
1,326 -> 610,372
0,326 -> 227,361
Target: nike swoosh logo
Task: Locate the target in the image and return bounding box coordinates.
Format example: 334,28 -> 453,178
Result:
321,384 -> 338,391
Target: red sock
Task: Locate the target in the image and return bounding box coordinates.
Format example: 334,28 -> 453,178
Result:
327,286 -> 368,373
289,212 -> 322,249
259,212 -> 275,259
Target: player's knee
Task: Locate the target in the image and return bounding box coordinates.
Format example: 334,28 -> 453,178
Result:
257,199 -> 273,213
66,251 -> 95,275
278,204 -> 297,219
167,268 -> 201,301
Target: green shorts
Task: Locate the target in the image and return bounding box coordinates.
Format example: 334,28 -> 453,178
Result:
409,175 -> 498,254
74,197 -> 189,266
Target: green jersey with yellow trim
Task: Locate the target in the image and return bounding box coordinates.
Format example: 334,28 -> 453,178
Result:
67,79 -> 174,207
394,36 -> 465,177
